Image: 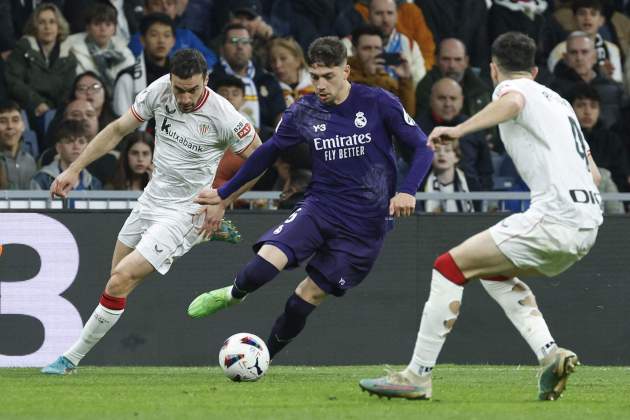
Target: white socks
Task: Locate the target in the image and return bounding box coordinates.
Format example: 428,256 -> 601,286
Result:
63,304 -> 124,366
481,278 -> 556,361
407,270 -> 464,376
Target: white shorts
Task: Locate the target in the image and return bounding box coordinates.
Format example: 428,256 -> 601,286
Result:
117,202 -> 203,274
489,210 -> 598,277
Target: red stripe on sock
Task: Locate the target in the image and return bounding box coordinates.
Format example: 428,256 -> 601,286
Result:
100,292 -> 126,310
434,252 -> 467,285
483,275 -> 511,281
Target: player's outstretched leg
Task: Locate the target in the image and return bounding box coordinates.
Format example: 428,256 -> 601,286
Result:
538,347 -> 580,401
360,253 -> 464,399
188,253 -> 281,318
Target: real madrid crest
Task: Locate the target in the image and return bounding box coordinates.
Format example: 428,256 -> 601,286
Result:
354,111 -> 367,128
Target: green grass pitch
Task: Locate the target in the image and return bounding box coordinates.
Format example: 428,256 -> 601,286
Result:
1,365 -> 628,419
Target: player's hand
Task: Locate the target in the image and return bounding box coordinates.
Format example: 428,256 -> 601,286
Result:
194,203 -> 226,238
389,192 -> 416,217
194,187 -> 222,206
392,56 -> 411,79
428,126 -> 463,147
50,167 -> 80,199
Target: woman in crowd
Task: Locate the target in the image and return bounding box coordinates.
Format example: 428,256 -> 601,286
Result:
108,131 -> 154,191
5,3 -> 77,119
71,71 -> 116,130
268,37 -> 315,107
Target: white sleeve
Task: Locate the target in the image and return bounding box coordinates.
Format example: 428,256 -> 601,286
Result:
492,80 -> 527,101
213,95 -> 256,154
130,83 -> 160,122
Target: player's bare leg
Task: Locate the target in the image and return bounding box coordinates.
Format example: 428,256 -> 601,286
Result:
187,244 -> 288,318
266,277 -> 327,359
361,230 -> 575,400
42,243 -> 155,374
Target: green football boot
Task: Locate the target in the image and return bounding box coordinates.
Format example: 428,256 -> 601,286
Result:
538,347 -> 580,401
210,219 -> 242,244
359,369 -> 432,400
187,286 -> 242,318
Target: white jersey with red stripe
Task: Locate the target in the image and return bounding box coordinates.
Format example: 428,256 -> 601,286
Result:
130,74 -> 255,213
492,78 -> 603,228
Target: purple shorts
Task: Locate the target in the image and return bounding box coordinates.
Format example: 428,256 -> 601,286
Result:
254,203 -> 385,297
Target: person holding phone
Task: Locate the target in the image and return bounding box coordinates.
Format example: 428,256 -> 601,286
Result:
348,25 -> 415,115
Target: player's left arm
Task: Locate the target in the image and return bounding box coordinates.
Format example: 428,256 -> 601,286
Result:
588,153 -> 602,187
428,91 -> 525,143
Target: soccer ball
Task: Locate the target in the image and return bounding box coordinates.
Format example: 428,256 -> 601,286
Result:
218,333 -> 270,382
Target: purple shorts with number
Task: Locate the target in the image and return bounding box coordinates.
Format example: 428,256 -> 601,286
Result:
253,202 -> 385,297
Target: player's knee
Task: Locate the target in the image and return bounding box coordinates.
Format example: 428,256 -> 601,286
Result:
434,252 -> 467,285
295,280 -> 326,306
105,270 -> 135,297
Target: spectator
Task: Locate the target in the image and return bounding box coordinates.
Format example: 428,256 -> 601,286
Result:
268,37 -> 315,107
547,0 -> 624,83
72,71 -> 116,131
415,38 -> 498,150
223,0 -> 274,68
0,101 -> 37,189
1,0 -> 65,57
422,139 -> 474,213
416,77 -> 493,191
354,0 -> 435,70
212,23 -> 285,139
108,131 -> 154,190
551,32 -> 624,128
113,13 -> 175,117
65,2 -> 135,92
31,119 -> 102,190
570,83 -> 629,191
128,0 -> 217,68
366,0 -> 425,85
64,99 -> 99,139
0,159 -> 7,189
5,3 -> 77,120
416,0 -> 490,71
62,0 -> 144,40
347,25 -> 415,115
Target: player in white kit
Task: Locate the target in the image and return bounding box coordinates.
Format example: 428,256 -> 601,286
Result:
42,49 -> 263,374
360,32 -> 603,401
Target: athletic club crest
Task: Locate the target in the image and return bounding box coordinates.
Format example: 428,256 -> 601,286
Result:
354,111 -> 367,128
198,123 -> 210,136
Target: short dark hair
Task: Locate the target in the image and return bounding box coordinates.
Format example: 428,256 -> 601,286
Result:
572,0 -> 603,14
351,25 -> 383,48
569,83 -> 601,104
0,100 -> 23,115
84,1 -> 117,26
54,119 -> 88,144
491,32 -> 536,73
306,36 -> 347,67
212,75 -> 245,94
169,49 -> 208,79
140,13 -> 176,37
221,23 -> 249,45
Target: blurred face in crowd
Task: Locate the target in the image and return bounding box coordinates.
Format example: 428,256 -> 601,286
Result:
86,19 -> 116,48
575,7 -> 604,36
64,99 -> 98,138
309,62 -> 350,106
222,28 -> 253,71
354,34 -> 384,75
35,9 -> 59,46
230,13 -> 259,38
565,36 -> 597,78
430,78 -> 464,122
438,39 -> 469,82
270,45 -> 301,85
572,97 -> 600,130
128,141 -> 153,175
74,74 -> 106,114
145,0 -> 177,19
432,142 -> 459,173
368,0 -> 397,37
217,86 -> 245,110
56,135 -> 88,166
0,110 -> 25,152
141,22 -> 175,63
171,73 -> 208,112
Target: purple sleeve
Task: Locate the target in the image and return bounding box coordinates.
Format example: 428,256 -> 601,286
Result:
378,89 -> 433,195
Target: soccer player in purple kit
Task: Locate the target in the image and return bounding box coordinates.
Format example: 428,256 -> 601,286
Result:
187,36 -> 434,359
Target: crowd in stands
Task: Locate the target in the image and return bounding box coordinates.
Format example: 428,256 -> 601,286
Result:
0,0 -> 629,214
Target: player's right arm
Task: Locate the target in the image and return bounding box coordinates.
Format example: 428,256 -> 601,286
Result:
588,154 -> 602,187
50,110 -> 143,198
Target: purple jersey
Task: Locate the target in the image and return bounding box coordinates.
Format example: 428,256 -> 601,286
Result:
270,83 -> 428,236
